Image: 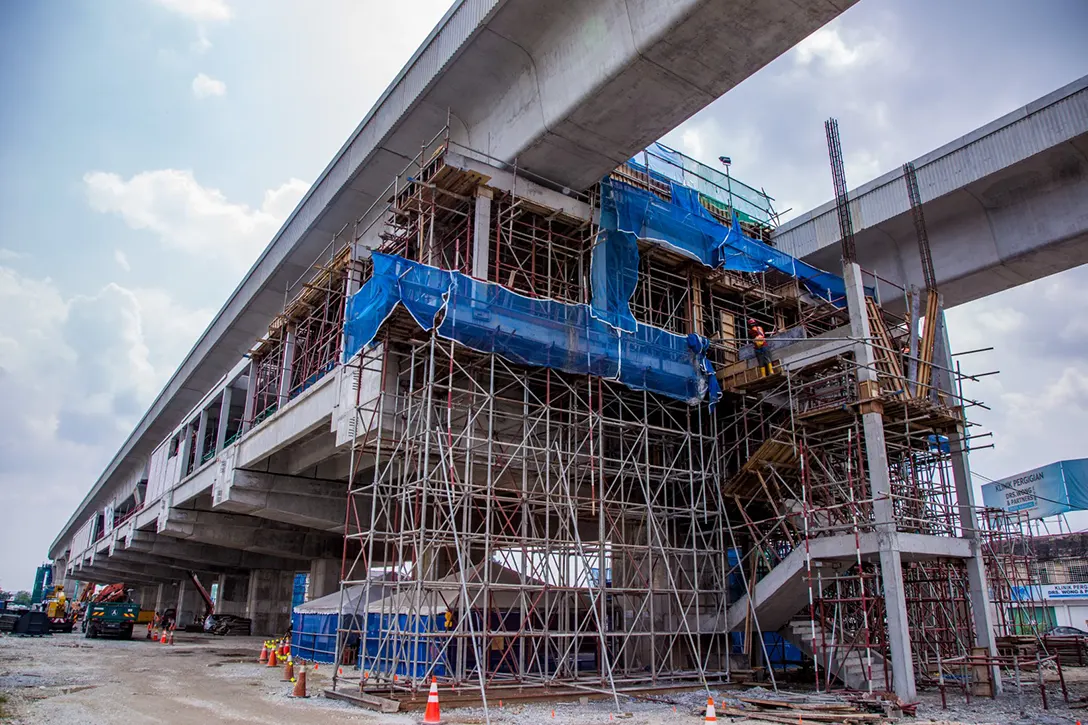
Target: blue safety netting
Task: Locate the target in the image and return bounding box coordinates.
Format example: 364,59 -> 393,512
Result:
344,252 -> 720,407
599,177 -> 851,306
589,229 -> 639,333
342,167 -> 849,408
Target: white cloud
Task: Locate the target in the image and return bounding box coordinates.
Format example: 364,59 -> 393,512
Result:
192,72 -> 227,98
191,28 -> 213,54
150,0 -> 232,24
0,263 -> 213,514
946,264 -> 1088,488
113,249 -> 131,272
83,169 -> 309,271
0,248 -> 26,261
681,129 -> 703,159
793,26 -> 884,72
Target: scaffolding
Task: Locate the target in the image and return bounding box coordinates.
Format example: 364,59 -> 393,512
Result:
245,247 -> 351,429
263,130 -> 1048,710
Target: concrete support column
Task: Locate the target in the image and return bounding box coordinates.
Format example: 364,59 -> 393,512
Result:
246,569 -> 294,636
278,325 -> 297,406
308,558 -> 340,601
940,317 -> 1002,692
195,408 -> 209,467
215,386 -> 233,453
340,252 -> 366,363
179,422 -> 194,478
152,582 -> 165,612
949,425 -> 1003,692
844,261 -> 917,702
242,359 -> 257,434
214,573 -> 248,616
472,187 -> 493,280
175,578 -> 205,629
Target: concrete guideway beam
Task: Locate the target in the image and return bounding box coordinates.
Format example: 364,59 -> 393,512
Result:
264,430 -> 343,478
71,560 -> 178,587
212,467 -> 348,533
776,76 -> 1088,308
454,0 -> 858,188
124,530 -> 301,572
157,508 -> 341,560
107,548 -> 245,578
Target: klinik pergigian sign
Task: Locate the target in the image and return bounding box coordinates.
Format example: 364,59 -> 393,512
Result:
981,460 -> 1088,521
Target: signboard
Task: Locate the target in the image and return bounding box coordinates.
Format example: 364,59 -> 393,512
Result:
981,462 -> 1069,519
980,459 -> 1088,521
1042,583 -> 1088,600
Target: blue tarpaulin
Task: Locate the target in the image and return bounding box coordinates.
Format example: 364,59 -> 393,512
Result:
342,169 -> 849,408
343,252 -> 720,407
599,178 -> 851,306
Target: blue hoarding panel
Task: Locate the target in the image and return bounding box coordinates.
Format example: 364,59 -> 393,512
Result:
980,459 -> 1088,520
1062,458 -> 1088,511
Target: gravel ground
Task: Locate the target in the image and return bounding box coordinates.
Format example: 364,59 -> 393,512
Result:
2,631 -> 1087,724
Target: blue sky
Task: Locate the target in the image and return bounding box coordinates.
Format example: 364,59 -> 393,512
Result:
0,0 -> 1086,590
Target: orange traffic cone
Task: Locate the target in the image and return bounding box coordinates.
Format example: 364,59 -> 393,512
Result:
160,627 -> 168,644
705,696 -> 717,723
168,626 -> 175,645
259,642 -> 269,663
422,677 -> 442,724
268,648 -> 278,667
292,666 -> 308,698
146,622 -> 153,640
283,658 -> 294,682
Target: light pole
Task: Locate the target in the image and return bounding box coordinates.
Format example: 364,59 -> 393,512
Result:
718,156 -> 734,216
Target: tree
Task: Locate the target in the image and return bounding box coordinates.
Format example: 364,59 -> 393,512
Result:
12,591 -> 31,606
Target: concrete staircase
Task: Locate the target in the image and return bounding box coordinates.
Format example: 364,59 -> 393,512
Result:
780,618 -> 890,692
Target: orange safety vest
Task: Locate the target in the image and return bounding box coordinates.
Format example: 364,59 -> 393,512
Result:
751,326 -> 766,348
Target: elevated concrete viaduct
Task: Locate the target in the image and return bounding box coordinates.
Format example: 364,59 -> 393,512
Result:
774,75 -> 1088,307
53,0 -> 862,635
48,1 -> 1087,665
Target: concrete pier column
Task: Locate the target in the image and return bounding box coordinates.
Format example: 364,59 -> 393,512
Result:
246,569 -> 295,636
939,311 -> 1003,692
242,359 -> 257,434
844,261 -> 917,702
211,574 -> 248,613
309,558 -> 340,601
472,187 -> 493,280
213,573 -> 248,616
195,409 -> 209,467
175,578 -> 205,629
278,325 -> 297,406
179,422 -> 195,477
215,386 -> 233,454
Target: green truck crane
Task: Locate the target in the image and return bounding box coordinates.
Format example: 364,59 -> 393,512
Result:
83,585 -> 140,639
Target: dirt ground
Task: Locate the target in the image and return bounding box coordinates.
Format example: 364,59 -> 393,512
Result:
2,631 -> 1087,724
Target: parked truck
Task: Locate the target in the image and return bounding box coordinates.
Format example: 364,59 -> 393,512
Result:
83,594 -> 140,640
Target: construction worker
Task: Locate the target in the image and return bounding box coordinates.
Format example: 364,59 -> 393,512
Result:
749,318 -> 774,376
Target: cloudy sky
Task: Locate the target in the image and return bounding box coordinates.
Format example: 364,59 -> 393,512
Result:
0,0 -> 1085,590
